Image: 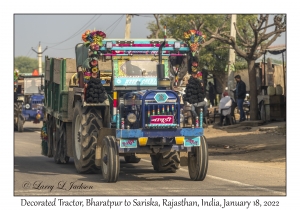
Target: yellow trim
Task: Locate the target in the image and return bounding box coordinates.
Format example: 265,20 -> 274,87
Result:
175,136 -> 184,145
138,137 -> 148,146
113,91 -> 117,100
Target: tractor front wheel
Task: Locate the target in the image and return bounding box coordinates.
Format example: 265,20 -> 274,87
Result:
188,136 -> 208,181
101,136 -> 120,182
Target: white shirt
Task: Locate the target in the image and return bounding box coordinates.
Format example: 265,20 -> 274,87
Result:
219,96 -> 232,116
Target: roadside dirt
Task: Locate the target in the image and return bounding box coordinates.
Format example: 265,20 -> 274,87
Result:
205,123 -> 286,169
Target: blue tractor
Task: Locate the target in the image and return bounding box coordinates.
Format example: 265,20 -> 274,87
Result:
15,72 -> 45,131
43,29 -> 208,182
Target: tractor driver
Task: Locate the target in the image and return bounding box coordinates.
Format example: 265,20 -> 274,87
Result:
27,80 -> 38,93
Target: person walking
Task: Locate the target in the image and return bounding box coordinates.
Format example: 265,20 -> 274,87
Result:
208,81 -> 216,106
234,75 -> 246,122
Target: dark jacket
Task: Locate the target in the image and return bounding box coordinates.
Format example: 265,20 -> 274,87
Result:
208,84 -> 216,98
236,80 -> 246,99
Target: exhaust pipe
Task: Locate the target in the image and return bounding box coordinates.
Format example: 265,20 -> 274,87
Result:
157,26 -> 170,89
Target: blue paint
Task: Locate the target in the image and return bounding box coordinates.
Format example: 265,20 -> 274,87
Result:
180,128 -> 203,136
112,114 -> 117,123
141,90 -> 180,128
116,129 -> 143,138
154,92 -> 169,103
116,127 -> 203,138
116,112 -> 120,129
200,109 -> 203,128
22,94 -> 44,122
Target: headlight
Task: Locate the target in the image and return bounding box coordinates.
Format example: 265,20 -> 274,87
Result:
127,113 -> 137,124
25,104 -> 30,109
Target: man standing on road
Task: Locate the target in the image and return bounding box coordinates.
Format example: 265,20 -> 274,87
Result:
234,75 -> 246,122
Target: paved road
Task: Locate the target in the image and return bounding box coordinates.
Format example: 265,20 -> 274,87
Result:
14,122 -> 286,196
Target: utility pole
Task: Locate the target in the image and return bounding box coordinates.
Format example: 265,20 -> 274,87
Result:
32,42 -> 48,75
125,14 -> 132,39
227,14 -> 237,98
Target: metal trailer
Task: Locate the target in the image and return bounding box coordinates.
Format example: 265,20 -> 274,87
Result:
43,38 -> 208,182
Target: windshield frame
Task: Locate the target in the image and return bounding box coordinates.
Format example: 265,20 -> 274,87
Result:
23,76 -> 43,95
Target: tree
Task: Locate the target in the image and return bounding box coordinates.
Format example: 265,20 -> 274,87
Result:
146,14 -> 256,94
210,14 -> 286,120
14,56 -> 44,73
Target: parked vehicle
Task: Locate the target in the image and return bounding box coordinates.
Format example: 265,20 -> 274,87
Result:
14,70 -> 45,132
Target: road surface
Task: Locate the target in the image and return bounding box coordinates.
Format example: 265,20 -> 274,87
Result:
14,122 -> 286,196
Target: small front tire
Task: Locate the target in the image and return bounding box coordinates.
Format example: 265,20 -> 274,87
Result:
101,136 -> 120,183
188,136 -> 209,181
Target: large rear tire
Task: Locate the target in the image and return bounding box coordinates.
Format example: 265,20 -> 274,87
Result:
188,136 -> 208,181
52,121 -> 59,163
17,116 -> 24,132
72,101 -> 102,173
46,117 -> 53,157
101,136 -> 120,182
151,151 -> 180,173
53,122 -> 70,164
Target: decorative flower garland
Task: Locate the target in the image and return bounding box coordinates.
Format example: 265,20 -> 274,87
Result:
14,69 -> 19,82
183,30 -> 206,75
183,29 -> 206,56
41,122 -> 48,156
81,30 -> 106,82
80,30 -> 108,103
82,30 -> 106,49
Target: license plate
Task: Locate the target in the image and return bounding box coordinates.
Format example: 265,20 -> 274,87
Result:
120,139 -> 137,148
184,137 -> 201,147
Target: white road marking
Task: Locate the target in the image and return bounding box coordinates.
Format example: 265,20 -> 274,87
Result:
140,159 -> 285,195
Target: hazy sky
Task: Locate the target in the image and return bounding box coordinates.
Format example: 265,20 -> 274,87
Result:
14,14 -> 286,61
14,14 -> 156,59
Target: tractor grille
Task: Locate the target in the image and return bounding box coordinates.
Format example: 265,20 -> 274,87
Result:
31,100 -> 43,109
144,103 -> 179,128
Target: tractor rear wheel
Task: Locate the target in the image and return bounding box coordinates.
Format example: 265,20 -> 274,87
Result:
17,116 -> 24,132
53,122 -> 69,164
72,101 -> 102,173
46,117 -> 53,157
188,136 -> 208,181
151,151 -> 180,173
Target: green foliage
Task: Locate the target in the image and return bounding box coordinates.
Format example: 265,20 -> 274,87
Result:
147,14 -> 257,71
234,61 -> 248,70
271,59 -> 283,64
14,56 -> 44,73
